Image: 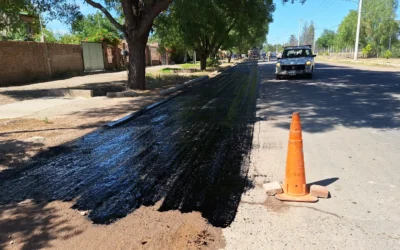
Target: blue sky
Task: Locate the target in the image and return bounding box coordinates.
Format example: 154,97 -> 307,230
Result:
47,0 -> 400,42
269,0 -> 400,44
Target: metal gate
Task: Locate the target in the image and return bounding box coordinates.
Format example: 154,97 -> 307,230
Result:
82,42 -> 104,72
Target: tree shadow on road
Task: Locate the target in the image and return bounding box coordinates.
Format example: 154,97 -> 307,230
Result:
257,63 -> 400,132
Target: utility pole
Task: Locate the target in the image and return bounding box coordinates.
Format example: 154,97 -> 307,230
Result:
38,14 -> 45,42
313,24 -> 316,53
298,19 -> 303,46
389,37 -> 392,50
354,0 -> 363,60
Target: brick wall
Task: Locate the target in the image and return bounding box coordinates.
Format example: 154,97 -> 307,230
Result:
0,41 -> 83,87
47,43 -> 83,78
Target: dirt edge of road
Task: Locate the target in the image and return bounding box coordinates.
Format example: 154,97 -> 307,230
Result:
0,200 -> 225,250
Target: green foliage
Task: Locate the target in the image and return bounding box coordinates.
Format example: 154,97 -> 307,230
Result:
332,0 -> 399,56
206,58 -> 220,68
316,30 -> 336,49
362,44 -> 373,58
0,23 -> 29,41
0,0 -> 80,34
154,0 -> 274,70
58,34 -> 81,44
84,28 -> 120,45
336,10 -> 360,48
72,12 -> 122,45
181,63 -> 200,69
34,29 -> 58,43
362,0 -> 399,56
390,44 -> 400,57
383,50 -> 392,60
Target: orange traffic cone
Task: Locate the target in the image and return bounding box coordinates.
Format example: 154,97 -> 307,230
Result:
276,112 -> 318,202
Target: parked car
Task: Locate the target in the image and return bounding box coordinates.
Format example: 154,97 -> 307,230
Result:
275,45 -> 316,79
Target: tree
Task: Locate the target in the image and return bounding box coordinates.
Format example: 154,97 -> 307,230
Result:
300,21 -> 315,46
71,12 -> 122,45
1,0 -> 172,90
288,34 -> 298,46
316,29 -> 336,49
362,0 -> 399,56
154,0 -> 274,70
336,10 -> 361,49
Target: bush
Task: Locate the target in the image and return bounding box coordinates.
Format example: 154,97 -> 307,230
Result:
390,45 -> 400,58
383,50 -> 392,61
362,44 -> 373,58
206,57 -> 220,67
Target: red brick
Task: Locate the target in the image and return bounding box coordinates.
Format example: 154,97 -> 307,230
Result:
310,185 -> 329,198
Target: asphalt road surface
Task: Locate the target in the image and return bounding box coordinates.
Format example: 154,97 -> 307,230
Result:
0,62 -> 259,227
223,61 -> 400,249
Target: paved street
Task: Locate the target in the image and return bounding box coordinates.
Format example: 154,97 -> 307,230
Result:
1,61 -> 400,249
223,61 -> 400,249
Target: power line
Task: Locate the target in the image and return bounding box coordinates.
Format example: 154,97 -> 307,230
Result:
306,0 -> 331,16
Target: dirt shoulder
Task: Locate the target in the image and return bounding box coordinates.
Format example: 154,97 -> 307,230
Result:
0,200 -> 225,250
316,56 -> 400,71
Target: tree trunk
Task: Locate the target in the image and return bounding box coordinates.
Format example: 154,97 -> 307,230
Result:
200,56 -> 207,70
127,36 -> 147,90
228,50 -> 232,63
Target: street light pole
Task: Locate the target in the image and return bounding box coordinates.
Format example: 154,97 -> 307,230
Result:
389,37 -> 392,50
298,19 -> 303,46
354,0 -> 363,60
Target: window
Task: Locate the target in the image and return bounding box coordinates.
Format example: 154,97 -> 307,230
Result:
282,49 -> 311,58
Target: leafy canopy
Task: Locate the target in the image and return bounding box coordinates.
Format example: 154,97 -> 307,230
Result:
316,30 -> 336,49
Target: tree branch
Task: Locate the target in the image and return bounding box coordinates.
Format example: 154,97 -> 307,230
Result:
84,0 -> 124,32
139,0 -> 172,36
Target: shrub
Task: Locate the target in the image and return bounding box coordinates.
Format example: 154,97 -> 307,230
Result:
390,45 -> 400,58
362,44 -> 373,58
383,50 -> 392,61
206,57 -> 220,67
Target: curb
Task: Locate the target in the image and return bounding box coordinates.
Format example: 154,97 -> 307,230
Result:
106,92 -> 182,128
106,75 -> 210,128
160,75 -> 209,95
48,89 -> 93,98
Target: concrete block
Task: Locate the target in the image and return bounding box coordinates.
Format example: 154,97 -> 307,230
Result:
262,182 -> 283,196
310,185 -> 329,198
